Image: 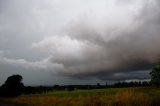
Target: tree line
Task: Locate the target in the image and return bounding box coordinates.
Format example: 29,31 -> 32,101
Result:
0,62 -> 160,97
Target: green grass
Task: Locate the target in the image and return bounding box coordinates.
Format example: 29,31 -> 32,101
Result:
29,88 -> 129,97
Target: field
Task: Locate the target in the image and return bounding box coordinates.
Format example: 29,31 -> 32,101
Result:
1,87 -> 160,106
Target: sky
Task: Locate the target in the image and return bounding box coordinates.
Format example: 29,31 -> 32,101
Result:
0,0 -> 160,85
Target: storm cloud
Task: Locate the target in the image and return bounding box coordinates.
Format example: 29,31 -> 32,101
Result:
0,0 -> 160,84
32,0 -> 160,80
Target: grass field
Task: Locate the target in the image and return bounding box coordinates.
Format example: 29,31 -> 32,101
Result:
1,87 -> 160,106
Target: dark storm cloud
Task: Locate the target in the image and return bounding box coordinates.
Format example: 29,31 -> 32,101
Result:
32,0 -> 160,81
1,0 -> 160,84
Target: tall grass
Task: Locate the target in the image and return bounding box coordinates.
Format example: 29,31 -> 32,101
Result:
3,87 -> 160,106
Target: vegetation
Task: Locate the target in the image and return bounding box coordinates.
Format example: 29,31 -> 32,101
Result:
0,74 -> 24,97
150,62 -> 160,86
1,87 -> 160,106
1,62 -> 160,105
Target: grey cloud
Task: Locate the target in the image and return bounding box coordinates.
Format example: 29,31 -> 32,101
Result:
80,70 -> 150,81
0,52 -> 64,73
32,0 -> 160,81
1,0 -> 160,84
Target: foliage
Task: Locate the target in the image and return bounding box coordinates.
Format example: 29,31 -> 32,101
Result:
114,81 -> 150,88
150,63 -> 160,86
0,74 -> 24,97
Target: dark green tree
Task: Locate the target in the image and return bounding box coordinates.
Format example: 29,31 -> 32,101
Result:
150,63 -> 160,86
0,74 -> 24,97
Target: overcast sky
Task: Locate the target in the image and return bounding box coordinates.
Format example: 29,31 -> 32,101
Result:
0,0 -> 160,85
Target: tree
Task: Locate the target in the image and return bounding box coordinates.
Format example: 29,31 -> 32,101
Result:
0,74 -> 24,97
150,63 -> 160,86
97,83 -> 101,88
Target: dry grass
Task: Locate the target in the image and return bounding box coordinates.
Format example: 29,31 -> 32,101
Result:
3,87 -> 160,106
115,90 -> 150,106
